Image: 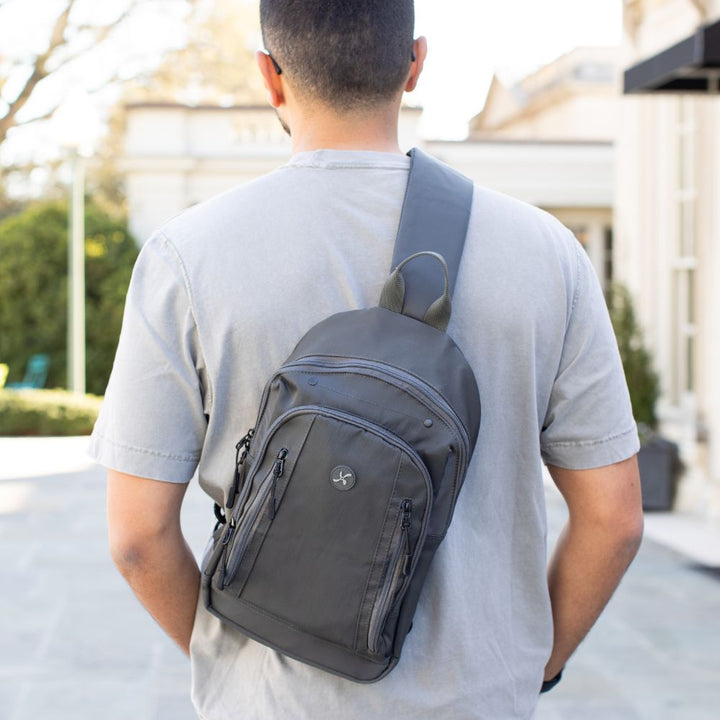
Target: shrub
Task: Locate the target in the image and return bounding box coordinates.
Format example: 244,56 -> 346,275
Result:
0,200 -> 138,395
0,389 -> 102,436
607,284 -> 660,434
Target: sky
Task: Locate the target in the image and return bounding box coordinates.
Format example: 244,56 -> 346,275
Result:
0,0 -> 624,175
413,0 -> 623,137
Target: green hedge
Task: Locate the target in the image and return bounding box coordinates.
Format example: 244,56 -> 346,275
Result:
0,200 -> 138,395
607,284 -> 660,435
0,388 -> 102,436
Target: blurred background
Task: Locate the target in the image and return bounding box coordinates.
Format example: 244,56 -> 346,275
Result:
3,0 -> 720,519
1,1 -> 719,718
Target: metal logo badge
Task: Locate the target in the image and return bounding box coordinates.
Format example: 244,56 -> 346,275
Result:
330,465 -> 356,492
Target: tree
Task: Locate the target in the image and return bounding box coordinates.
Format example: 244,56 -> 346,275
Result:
0,177 -> 24,221
0,0 -> 196,148
0,200 -> 138,395
127,0 -> 265,105
607,283 -> 660,434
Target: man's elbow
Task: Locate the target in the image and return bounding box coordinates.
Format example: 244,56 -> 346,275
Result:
615,509 -> 644,560
592,499 -> 644,561
557,455 -> 645,559
624,505 -> 644,552
108,522 -> 168,577
608,473 -> 644,557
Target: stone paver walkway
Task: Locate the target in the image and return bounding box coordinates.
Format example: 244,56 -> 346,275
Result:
537,490 -> 720,719
0,438 -> 205,720
1,438 -> 719,719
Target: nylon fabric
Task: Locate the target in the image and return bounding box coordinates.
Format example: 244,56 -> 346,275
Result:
202,154 -> 480,680
391,149 -> 473,323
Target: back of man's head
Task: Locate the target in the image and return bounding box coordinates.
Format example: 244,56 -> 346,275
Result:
260,0 -> 415,112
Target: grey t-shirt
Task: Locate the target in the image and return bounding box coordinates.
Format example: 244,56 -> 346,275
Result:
89,150 -> 638,720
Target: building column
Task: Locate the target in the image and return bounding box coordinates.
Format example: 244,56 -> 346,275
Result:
585,222 -> 607,288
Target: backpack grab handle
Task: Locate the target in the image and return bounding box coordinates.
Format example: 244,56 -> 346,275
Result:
379,251 -> 452,332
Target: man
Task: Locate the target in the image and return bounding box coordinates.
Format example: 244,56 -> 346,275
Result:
90,1 -> 643,718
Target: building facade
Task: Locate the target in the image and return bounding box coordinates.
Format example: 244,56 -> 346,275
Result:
120,47 -> 619,289
617,0 -> 720,515
114,3 -> 720,518
426,138 -> 615,287
122,103 -> 421,243
459,46 -> 620,289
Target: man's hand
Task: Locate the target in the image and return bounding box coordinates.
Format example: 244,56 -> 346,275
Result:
106,470 -> 201,656
545,456 -> 643,681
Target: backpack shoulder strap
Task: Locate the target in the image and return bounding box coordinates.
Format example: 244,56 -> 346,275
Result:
389,148 -> 474,325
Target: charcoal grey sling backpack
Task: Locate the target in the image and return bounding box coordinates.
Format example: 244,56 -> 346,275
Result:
201,148 -> 481,682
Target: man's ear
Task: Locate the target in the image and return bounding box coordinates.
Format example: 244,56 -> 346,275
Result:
256,51 -> 285,107
404,37 -> 427,93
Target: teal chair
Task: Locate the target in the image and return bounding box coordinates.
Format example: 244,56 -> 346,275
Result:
6,354 -> 50,389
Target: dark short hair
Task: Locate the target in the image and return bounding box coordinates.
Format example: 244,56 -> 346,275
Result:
260,0 -> 415,111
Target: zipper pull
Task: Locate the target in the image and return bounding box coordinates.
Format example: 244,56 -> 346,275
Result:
217,517 -> 237,587
401,499 -> 412,528
401,499 -> 412,574
227,465 -> 241,510
227,428 -> 254,509
237,428 -> 255,466
268,448 -> 288,520
221,517 -> 237,546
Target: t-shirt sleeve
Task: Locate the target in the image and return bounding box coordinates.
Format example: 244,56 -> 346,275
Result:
88,232 -> 208,483
540,238 -> 640,469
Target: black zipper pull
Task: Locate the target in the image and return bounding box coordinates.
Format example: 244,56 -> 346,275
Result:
239,428 -> 254,463
222,517 -> 237,546
217,517 -> 237,587
401,499 -> 412,574
227,428 -> 254,509
268,448 -> 288,520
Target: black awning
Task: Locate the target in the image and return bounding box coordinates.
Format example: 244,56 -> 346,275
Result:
624,18 -> 720,94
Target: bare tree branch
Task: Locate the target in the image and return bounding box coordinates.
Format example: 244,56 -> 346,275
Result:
2,158 -> 63,176
1,0 -> 199,153
0,0 -> 77,144
10,106 -> 57,128
10,65 -> 136,132
75,0 -> 145,47
47,1 -> 146,76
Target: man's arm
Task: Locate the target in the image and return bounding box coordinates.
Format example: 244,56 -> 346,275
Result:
544,455 -> 643,681
107,470 -> 201,656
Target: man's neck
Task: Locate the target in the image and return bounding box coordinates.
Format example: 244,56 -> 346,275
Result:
286,103 -> 403,155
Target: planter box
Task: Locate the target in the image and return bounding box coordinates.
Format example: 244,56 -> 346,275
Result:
637,436 -> 680,511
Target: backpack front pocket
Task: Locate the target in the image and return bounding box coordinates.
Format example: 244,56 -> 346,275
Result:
367,498 -> 413,654
220,406 -> 431,657
220,452 -> 288,589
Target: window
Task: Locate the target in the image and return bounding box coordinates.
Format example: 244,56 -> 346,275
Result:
604,226 -> 614,288
567,223 -> 613,290
672,97 -> 697,402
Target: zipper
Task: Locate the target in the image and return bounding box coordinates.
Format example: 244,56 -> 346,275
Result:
367,499 -> 413,654
268,448 -> 288,520
287,356 -> 470,529
231,353 -> 469,518
222,405 -> 432,589
227,428 -> 254,510
283,356 -> 469,471
222,448 -> 288,587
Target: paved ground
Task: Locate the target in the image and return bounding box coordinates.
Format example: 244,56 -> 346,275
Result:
1,437 -> 719,720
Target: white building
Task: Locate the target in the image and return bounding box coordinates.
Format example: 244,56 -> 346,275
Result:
130,44 -> 720,505
436,46 -> 620,289
122,48 -> 620,289
122,103 -> 421,243
618,0 -> 720,515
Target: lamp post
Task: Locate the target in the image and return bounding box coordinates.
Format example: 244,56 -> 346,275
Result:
52,88 -> 101,395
